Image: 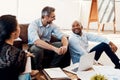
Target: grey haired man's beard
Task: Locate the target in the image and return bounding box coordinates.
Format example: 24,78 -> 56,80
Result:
47,21 -> 52,24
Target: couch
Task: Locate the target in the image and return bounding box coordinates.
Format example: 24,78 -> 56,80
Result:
13,24 -> 29,50
13,24 -> 71,68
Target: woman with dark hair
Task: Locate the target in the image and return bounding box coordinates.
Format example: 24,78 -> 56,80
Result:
0,15 -> 33,80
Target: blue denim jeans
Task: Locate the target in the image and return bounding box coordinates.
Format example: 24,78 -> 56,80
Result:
90,42 -> 120,67
18,73 -> 31,80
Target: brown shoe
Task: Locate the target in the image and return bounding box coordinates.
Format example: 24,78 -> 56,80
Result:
31,70 -> 39,77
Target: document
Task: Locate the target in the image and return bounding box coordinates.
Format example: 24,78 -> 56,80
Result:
93,65 -> 120,80
43,67 -> 71,80
77,65 -> 120,80
77,70 -> 96,80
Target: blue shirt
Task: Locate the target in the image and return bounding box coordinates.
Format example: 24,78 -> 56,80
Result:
69,32 -> 110,64
28,18 -> 64,44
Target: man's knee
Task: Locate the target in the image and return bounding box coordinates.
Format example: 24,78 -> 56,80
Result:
90,42 -> 110,52
52,42 -> 62,47
101,42 -> 110,49
29,45 -> 43,70
29,45 -> 43,53
29,45 -> 44,61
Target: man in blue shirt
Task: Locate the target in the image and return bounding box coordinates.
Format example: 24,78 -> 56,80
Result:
69,20 -> 120,69
28,6 -> 70,70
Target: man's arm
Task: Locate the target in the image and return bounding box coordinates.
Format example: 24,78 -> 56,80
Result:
61,36 -> 68,47
60,36 -> 68,54
87,33 -> 118,53
34,39 -> 62,55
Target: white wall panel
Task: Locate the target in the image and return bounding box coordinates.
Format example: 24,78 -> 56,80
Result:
0,0 -> 17,16
0,0 -> 120,31
18,0 -> 80,29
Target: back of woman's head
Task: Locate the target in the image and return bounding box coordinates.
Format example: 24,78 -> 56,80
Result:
0,15 -> 17,43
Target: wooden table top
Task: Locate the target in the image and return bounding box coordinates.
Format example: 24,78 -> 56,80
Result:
32,70 -> 80,80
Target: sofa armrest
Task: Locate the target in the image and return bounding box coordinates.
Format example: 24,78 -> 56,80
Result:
19,24 -> 29,44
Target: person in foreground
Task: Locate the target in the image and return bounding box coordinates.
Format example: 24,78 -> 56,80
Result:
69,20 -> 120,69
28,6 -> 70,70
0,15 -> 34,80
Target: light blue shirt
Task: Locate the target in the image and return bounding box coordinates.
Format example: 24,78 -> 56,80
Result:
69,32 -> 110,64
28,18 -> 64,44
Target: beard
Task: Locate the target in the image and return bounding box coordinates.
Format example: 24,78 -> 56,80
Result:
47,21 -> 52,24
72,28 -> 82,35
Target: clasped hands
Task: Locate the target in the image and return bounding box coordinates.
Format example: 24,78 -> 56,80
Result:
53,46 -> 68,55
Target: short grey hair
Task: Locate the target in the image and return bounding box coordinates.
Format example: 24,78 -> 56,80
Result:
41,6 -> 55,18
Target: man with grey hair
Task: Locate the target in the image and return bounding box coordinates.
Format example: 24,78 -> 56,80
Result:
28,6 -> 70,70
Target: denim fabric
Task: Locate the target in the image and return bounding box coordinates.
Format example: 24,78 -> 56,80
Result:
18,73 -> 31,80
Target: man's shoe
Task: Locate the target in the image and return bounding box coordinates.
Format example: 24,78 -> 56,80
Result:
115,61 -> 120,69
31,70 -> 39,79
93,60 -> 103,66
115,66 -> 120,69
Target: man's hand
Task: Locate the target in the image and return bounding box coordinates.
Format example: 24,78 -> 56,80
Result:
109,41 -> 118,53
53,46 -> 68,55
59,46 -> 68,54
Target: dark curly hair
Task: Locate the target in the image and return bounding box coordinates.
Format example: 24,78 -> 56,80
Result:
0,15 -> 17,44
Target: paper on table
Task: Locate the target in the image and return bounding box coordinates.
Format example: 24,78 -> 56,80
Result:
44,67 -> 69,79
93,65 -> 120,80
23,57 -> 32,73
77,70 -> 96,80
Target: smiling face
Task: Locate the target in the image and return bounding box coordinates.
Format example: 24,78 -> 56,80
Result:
42,12 -> 56,26
41,6 -> 56,25
72,21 -> 83,35
46,12 -> 55,24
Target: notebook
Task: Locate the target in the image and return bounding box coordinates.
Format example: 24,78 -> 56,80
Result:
63,52 -> 95,74
42,67 -> 71,80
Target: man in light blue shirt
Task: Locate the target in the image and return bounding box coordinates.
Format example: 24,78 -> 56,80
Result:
69,20 -> 120,69
28,6 -> 70,70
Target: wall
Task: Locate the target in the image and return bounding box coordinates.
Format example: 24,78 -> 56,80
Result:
18,0 -> 80,29
0,0 -> 120,31
0,0 -> 17,16
0,0 -> 80,29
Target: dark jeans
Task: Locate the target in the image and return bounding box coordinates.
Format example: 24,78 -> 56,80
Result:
28,42 -> 70,70
89,42 -> 120,67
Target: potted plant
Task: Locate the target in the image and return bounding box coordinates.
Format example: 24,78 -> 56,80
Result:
91,74 -> 107,80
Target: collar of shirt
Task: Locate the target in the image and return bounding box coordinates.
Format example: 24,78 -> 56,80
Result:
39,19 -> 50,28
72,32 -> 82,38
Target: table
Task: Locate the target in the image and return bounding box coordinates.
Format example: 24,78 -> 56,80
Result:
32,70 -> 80,80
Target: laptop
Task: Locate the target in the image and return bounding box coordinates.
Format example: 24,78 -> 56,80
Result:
63,52 -> 95,74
